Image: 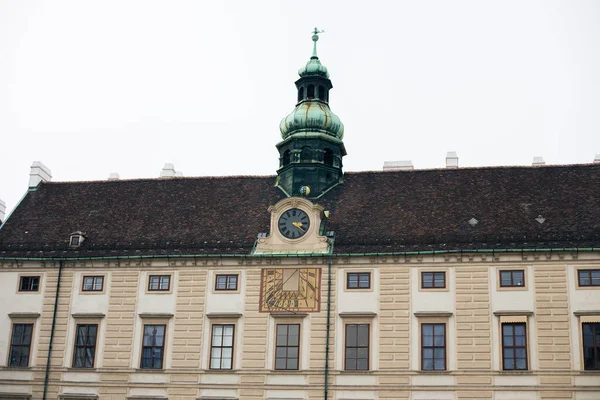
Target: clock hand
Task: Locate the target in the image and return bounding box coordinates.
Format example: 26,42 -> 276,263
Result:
291,221 -> 305,232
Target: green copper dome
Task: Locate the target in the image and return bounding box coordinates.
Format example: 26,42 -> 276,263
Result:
279,102 -> 344,140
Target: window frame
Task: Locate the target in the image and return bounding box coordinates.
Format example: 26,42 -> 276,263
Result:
81,276 -> 104,293
209,324 -> 235,370
346,272 -> 371,290
344,323 -> 370,371
18,275 -> 41,293
8,323 -> 34,367
420,322 -> 446,371
421,271 -> 446,289
582,322 -> 600,370
499,270 -> 525,288
215,274 -> 239,291
140,324 -> 166,369
577,269 -> 600,288
501,322 -> 528,370
72,323 -> 98,368
147,275 -> 171,292
274,323 -> 300,370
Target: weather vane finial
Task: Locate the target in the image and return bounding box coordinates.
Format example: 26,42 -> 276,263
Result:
311,27 -> 325,58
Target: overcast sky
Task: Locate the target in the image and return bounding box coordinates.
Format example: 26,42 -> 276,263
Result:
1,0 -> 599,216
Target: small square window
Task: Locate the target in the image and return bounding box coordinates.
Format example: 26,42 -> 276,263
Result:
500,270 -> 525,287
578,270 -> 600,287
421,272 -> 445,289
148,275 -> 170,291
215,274 -> 238,291
347,272 -> 371,289
19,276 -> 40,292
82,276 -> 104,292
70,235 -> 80,246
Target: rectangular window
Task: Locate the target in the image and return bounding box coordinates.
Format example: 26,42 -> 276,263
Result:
210,324 -> 234,369
578,270 -> 600,287
345,324 -> 369,370
9,323 -> 33,367
19,276 -> 40,292
82,276 -> 104,292
72,324 -> 98,368
499,270 -> 525,287
141,325 -> 165,369
275,324 -> 300,370
583,322 -> 600,370
148,275 -> 170,291
347,272 -> 371,289
502,323 -> 527,370
215,274 -> 238,291
422,323 -> 446,370
421,272 -> 445,289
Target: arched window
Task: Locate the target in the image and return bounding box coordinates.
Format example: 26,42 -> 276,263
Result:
298,87 -> 304,102
307,85 -> 315,99
282,150 -> 291,166
318,86 -> 325,100
324,149 -> 334,166
301,147 -> 312,161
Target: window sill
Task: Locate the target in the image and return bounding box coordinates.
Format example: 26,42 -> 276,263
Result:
3,366 -> 32,370
135,368 -> 165,373
417,370 -> 451,374
339,370 -> 374,374
206,369 -> 237,373
67,367 -> 99,372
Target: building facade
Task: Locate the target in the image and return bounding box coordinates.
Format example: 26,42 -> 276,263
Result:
0,31 -> 599,400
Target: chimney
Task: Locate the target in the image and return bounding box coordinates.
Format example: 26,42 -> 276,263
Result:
383,160 -> 414,171
0,199 -> 5,222
594,154 -> 600,163
108,173 -> 120,180
446,152 -> 458,169
160,163 -> 183,178
29,161 -> 52,188
532,156 -> 545,166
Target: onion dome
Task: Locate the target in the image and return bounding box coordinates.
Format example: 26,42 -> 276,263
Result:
279,102 -> 344,140
279,28 -> 344,141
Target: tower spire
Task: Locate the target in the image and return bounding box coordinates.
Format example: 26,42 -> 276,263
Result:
275,30 -> 346,199
312,28 -> 324,59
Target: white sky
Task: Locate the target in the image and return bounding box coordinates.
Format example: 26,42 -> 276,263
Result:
1,1 -> 600,216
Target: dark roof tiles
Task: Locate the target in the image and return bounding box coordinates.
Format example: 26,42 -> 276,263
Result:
1,164 -> 599,257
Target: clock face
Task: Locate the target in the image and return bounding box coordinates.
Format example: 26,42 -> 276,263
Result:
278,208 -> 310,239
260,268 -> 321,313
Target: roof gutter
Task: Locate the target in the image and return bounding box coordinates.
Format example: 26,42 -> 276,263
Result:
0,247 -> 599,262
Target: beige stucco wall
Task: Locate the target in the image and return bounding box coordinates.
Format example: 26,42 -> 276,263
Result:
0,253 -> 599,399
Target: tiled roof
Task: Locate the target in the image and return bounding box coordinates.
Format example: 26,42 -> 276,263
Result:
1,164 -> 599,258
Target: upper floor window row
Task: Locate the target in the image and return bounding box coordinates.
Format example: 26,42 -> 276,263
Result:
148,275 -> 170,292
215,274 -> 238,291
421,272 -> 445,289
500,270 -> 525,287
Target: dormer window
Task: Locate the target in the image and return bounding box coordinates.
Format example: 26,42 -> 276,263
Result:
69,232 -> 85,248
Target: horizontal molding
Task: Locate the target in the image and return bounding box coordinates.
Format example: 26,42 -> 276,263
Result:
0,393 -> 31,399
8,312 -> 40,319
138,313 -> 173,319
573,310 -> 600,316
197,397 -> 238,400
206,312 -> 243,319
414,311 -> 452,318
270,312 -> 308,319
59,395 -> 98,400
71,313 -> 105,319
339,311 -> 377,318
493,310 -> 534,316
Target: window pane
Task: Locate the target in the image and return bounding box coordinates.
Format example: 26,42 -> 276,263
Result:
357,325 -> 369,346
275,358 -> 287,370
422,359 -> 433,370
515,348 -> 526,359
434,334 -> 445,346
504,359 -> 514,369
515,336 -> 525,347
288,324 -> 299,336
434,325 -> 445,335
434,348 -> 445,359
579,272 -> 591,285
357,358 -> 368,370
276,347 -> 287,358
503,348 -> 514,359
228,276 -> 237,289
345,358 -> 356,370
514,325 -> 525,336
288,347 -> 298,359
423,349 -> 433,359
433,358 -> 445,370
423,335 -> 433,347
513,271 -> 524,285
516,358 -> 527,369
503,324 -> 513,336
222,357 -> 232,369
346,348 -> 356,360
348,274 -> 358,288
422,324 -> 433,335
222,348 -> 232,360
434,273 -> 445,287
346,325 -> 357,346
222,334 -> 233,347
422,273 -> 433,287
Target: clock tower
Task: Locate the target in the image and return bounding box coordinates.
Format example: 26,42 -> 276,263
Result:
276,29 -> 346,198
